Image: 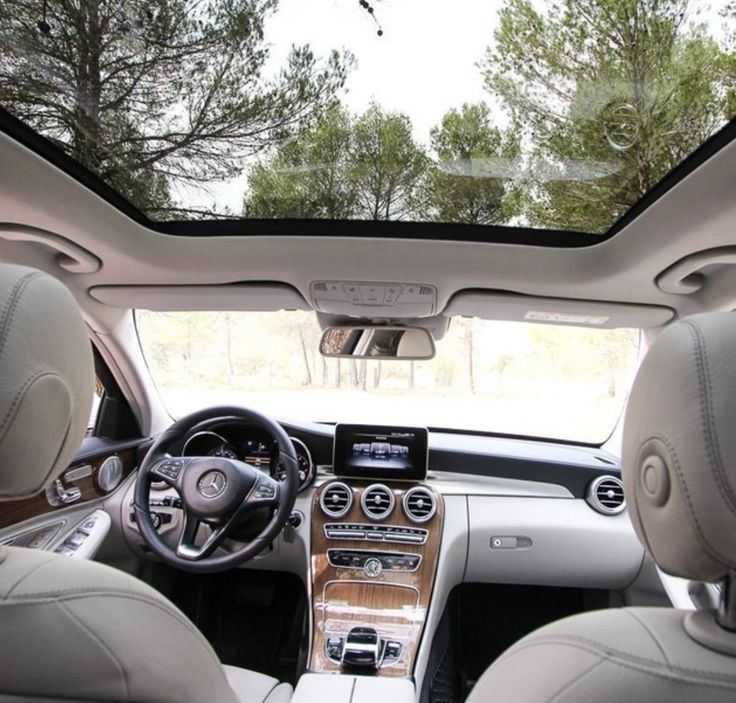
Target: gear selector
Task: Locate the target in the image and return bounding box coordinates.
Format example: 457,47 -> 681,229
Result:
342,626 -> 381,668
325,626 -> 404,670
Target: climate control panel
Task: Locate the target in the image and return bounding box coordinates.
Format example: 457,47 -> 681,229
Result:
327,548 -> 422,575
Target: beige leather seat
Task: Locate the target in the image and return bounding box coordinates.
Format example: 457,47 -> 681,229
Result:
467,313 -> 736,702
0,264 -> 292,703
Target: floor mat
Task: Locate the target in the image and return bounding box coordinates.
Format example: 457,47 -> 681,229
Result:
422,583 -> 608,703
145,565 -> 307,685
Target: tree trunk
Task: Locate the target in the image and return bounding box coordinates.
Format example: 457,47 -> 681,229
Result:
186,316 -> 192,373
74,0 -> 103,171
225,314 -> 235,377
349,359 -> 359,387
298,324 -> 312,385
465,322 -> 476,394
408,360 -> 415,388
373,361 -> 382,388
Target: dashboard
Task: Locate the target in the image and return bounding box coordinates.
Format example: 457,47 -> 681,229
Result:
16,416 -> 655,691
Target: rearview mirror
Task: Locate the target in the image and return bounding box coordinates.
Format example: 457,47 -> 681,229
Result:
319,326 -> 435,360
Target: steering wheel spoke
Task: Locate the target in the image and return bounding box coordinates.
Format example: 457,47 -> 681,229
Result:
245,473 -> 281,509
176,512 -> 230,560
149,456 -> 188,490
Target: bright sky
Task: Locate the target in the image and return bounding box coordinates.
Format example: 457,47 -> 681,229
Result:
265,0 -> 500,140
188,0 -> 502,214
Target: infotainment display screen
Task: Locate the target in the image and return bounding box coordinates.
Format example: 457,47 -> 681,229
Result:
333,424 -> 428,481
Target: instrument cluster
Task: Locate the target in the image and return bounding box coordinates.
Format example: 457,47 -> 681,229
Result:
181,425 -> 315,492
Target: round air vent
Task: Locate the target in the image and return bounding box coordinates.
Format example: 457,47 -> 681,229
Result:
361,484 -> 395,520
403,486 -> 437,523
586,476 -> 626,515
320,482 -> 353,518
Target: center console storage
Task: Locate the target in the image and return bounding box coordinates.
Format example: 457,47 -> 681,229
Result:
292,674 -> 415,703
309,480 -> 443,678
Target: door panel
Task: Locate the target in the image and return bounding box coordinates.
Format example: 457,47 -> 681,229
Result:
0,441 -> 140,530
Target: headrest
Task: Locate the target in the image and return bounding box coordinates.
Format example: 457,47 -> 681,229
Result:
623,313 -> 736,582
0,265 -> 93,500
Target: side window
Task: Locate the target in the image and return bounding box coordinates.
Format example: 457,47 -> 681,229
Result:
91,347 -> 141,440
87,377 -> 104,436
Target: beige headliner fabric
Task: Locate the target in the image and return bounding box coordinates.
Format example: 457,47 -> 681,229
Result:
623,312 -> 736,582
0,264 -> 93,500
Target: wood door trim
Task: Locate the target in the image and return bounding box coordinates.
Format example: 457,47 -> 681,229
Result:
0,448 -> 137,529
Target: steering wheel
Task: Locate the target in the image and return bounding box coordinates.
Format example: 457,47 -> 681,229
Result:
134,406 -> 300,573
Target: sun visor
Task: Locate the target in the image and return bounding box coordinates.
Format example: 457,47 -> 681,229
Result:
89,284 -> 309,311
444,291 -> 674,329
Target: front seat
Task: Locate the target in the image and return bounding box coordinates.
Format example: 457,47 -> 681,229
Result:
0,264 -> 292,703
467,313 -> 736,702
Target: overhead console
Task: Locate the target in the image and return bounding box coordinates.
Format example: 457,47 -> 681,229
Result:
310,280 -> 437,318
309,425 -> 442,678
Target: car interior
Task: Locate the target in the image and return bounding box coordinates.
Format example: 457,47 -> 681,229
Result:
1,1 -> 736,702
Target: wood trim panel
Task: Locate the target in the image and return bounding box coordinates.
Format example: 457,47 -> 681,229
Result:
309,481 -> 444,678
0,448 -> 137,529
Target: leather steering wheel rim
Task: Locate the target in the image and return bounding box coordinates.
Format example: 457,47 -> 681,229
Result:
134,405 -> 299,573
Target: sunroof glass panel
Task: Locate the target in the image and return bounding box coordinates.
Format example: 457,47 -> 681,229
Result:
0,0 -> 734,234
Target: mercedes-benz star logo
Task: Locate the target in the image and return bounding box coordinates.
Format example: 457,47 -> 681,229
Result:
197,470 -> 227,499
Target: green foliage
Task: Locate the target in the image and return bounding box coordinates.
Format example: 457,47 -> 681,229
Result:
349,103 -> 428,220
245,103 -> 356,219
481,0 -> 735,232
424,102 -> 520,225
245,101 -> 520,223
246,102 -> 429,220
0,0 -> 351,217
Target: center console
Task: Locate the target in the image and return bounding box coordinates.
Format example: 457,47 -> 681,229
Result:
309,425 -> 443,678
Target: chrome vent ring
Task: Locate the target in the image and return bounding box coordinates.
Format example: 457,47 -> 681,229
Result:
320,482 -> 353,518
361,484 -> 395,521
403,486 -> 437,523
586,475 -> 626,515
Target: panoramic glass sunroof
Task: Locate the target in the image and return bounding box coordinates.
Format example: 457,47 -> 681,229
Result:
0,0 -> 734,235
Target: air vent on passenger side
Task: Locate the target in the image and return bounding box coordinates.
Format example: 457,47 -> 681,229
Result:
320,482 -> 353,518
361,484 -> 395,520
586,476 -> 626,515
403,487 -> 437,523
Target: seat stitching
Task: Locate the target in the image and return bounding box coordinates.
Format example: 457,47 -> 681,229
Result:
497,638 -> 736,692
654,432 -> 732,564
0,271 -> 42,359
2,552 -> 59,599
258,680 -> 280,703
58,600 -> 130,701
498,634 -> 736,685
0,590 -> 224,670
0,371 -> 59,438
546,659 -> 602,703
625,610 -> 671,670
684,319 -> 736,517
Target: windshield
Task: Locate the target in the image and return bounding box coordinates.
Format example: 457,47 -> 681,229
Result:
136,310 -> 640,444
1,1 -> 734,234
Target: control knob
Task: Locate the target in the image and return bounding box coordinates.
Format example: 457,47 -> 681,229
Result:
363,557 -> 383,578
